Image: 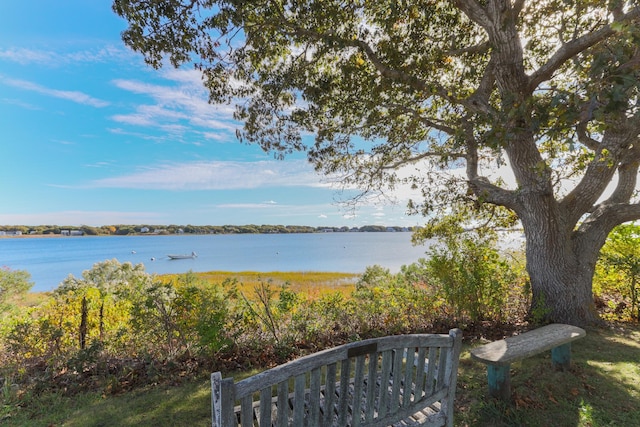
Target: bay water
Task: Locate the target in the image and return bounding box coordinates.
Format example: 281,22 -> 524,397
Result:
0,233 -> 432,292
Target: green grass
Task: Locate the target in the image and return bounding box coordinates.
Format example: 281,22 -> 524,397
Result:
4,324 -> 639,427
455,324 -> 640,426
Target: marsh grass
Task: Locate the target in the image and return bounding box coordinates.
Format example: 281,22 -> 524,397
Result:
164,270 -> 359,297
4,324 -> 638,427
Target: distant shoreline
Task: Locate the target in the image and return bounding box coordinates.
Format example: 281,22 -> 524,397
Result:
0,234 -> 67,239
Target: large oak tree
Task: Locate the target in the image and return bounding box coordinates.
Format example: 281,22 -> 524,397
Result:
113,0 -> 640,325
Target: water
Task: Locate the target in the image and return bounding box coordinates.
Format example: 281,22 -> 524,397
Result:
0,233 -> 432,291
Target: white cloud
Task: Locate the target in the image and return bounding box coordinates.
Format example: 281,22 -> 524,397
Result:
0,48 -> 57,65
108,127 -> 168,142
0,76 -> 109,107
0,46 -> 131,66
217,203 -> 285,209
1,97 -> 41,110
86,160 -> 330,190
111,72 -> 239,137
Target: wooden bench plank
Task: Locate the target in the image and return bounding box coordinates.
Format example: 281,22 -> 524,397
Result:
470,323 -> 585,365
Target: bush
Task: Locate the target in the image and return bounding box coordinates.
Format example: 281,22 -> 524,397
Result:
594,223 -> 640,321
423,231 -> 524,323
351,265 -> 439,336
0,267 -> 33,316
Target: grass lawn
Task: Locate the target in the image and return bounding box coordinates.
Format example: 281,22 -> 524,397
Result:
4,323 -> 638,427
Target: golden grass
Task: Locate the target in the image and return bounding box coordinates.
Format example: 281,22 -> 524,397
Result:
163,270 -> 359,298
9,291 -> 50,308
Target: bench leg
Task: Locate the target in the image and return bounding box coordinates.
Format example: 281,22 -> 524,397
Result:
487,364 -> 511,400
551,343 -> 572,371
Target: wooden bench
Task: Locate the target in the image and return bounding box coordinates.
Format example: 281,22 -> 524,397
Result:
211,329 -> 463,427
470,323 -> 586,400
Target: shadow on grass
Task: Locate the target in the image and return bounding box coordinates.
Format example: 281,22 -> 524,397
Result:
455,324 -> 640,427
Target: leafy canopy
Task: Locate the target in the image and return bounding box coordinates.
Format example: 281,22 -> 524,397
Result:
113,0 -> 640,233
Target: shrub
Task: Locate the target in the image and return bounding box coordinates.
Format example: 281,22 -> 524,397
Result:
594,223 -> 640,321
423,231 -> 522,323
0,267 -> 33,317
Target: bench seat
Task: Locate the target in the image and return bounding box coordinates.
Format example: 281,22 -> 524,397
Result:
212,330 -> 463,427
470,323 -> 586,400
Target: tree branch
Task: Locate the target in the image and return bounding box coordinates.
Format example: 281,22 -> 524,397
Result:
576,119 -> 602,151
382,102 -> 457,134
528,6 -> 640,92
381,150 -> 466,170
608,159 -> 640,204
462,115 -> 521,211
560,121 -> 640,223
453,0 -> 492,30
446,41 -> 490,57
512,0 -> 526,18
468,176 -> 519,210
582,202 -> 640,235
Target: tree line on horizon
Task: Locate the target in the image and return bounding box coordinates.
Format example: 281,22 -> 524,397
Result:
0,224 -> 416,236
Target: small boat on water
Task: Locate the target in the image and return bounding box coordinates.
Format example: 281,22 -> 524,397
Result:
167,251 -> 197,260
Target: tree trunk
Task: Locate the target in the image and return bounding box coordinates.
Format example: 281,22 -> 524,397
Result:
522,209 -> 601,326
99,301 -> 105,342
80,296 -> 88,350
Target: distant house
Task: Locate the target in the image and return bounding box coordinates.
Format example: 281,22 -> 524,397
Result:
140,227 -> 150,233
61,230 -> 70,236
70,230 -> 84,236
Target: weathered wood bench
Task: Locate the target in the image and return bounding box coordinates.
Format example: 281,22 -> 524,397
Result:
212,329 -> 463,427
470,323 -> 586,400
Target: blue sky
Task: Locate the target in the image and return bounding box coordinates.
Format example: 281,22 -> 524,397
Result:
0,1 -> 421,228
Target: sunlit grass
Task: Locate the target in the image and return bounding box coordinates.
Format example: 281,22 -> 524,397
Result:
8,291 -> 49,308
163,270 -> 359,298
